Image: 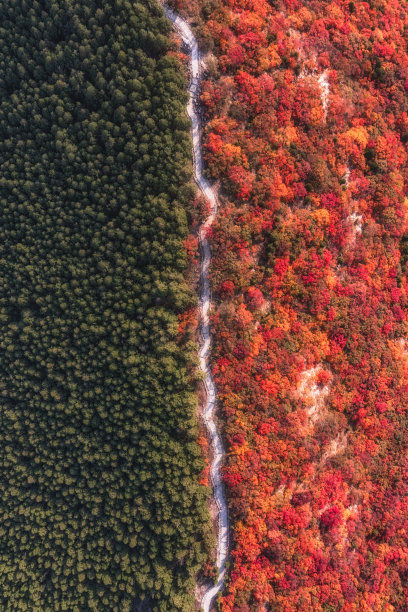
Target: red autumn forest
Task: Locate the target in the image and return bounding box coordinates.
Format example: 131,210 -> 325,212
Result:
172,0 -> 408,609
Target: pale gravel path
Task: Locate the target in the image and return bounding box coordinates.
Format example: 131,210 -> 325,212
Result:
162,5 -> 229,611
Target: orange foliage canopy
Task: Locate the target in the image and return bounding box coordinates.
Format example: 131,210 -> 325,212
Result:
172,0 -> 408,608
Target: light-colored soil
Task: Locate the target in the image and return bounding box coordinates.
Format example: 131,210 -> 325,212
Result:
162,6 -> 230,611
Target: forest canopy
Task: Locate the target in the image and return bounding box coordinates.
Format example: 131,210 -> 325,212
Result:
0,0 -> 211,610
169,0 -> 408,609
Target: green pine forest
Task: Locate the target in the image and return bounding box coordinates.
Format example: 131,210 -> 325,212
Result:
0,0 -> 212,610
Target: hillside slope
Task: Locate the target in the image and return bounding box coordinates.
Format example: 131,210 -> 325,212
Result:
172,0 -> 408,609
0,1 -> 211,610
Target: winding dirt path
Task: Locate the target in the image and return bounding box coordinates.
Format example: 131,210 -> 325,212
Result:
162,5 -> 229,611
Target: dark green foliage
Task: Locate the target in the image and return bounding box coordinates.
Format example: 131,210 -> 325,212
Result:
364,145 -> 381,174
373,57 -> 386,83
400,233 -> 408,269
0,0 -> 211,610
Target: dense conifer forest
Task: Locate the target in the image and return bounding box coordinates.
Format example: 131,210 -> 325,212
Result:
0,0 -> 212,610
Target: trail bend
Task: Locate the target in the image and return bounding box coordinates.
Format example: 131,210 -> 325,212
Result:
161,5 -> 229,611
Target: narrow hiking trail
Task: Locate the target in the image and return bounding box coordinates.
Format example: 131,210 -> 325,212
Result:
162,5 -> 229,611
